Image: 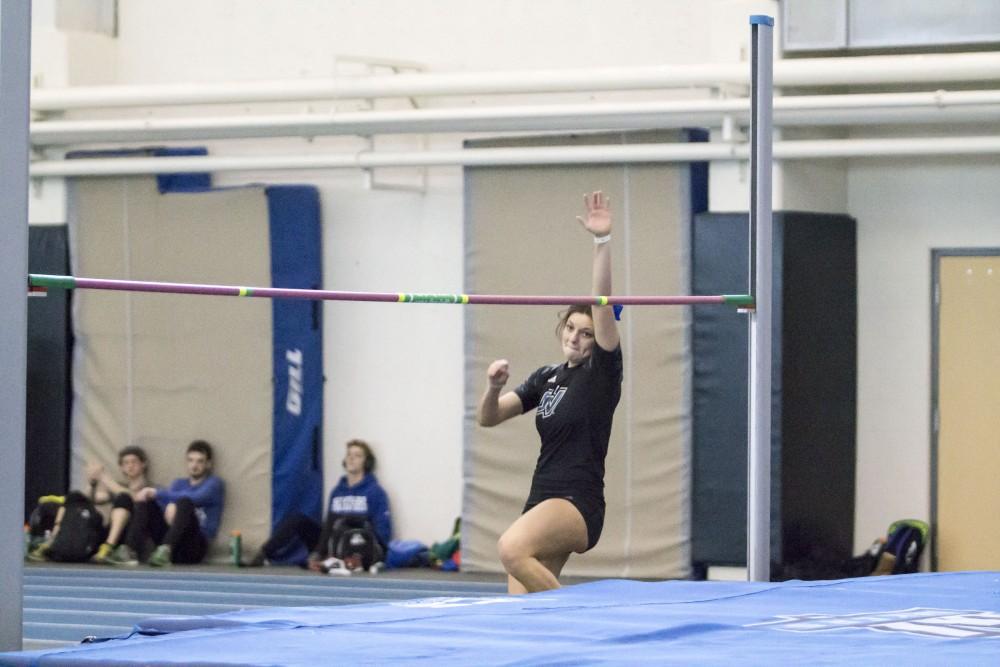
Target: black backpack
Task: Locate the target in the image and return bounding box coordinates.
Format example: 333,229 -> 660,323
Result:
329,516 -> 384,571
880,519 -> 929,574
775,518 -> 930,581
48,493 -> 103,562
28,499 -> 62,541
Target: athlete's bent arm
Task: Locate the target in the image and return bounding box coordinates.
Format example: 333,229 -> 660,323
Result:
477,358 -> 523,426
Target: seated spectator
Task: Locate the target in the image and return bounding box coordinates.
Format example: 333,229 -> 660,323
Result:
250,439 -> 391,572
26,445 -> 151,564
113,440 -> 224,567
89,446 -> 152,563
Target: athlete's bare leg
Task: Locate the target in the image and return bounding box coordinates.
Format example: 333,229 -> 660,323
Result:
498,498 -> 587,593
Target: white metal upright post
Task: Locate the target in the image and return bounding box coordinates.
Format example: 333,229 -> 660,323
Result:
747,14 -> 774,583
0,0 -> 32,651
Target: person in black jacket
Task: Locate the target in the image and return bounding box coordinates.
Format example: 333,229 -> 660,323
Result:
88,445 -> 152,563
26,445 -> 152,564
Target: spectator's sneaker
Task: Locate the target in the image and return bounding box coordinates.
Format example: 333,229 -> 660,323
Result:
870,551 -> 896,576
91,543 -> 114,564
322,557 -> 351,576
107,544 -> 139,567
26,541 -> 51,562
147,544 -> 172,567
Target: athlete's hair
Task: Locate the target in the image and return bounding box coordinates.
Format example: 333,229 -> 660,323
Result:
555,305 -> 594,338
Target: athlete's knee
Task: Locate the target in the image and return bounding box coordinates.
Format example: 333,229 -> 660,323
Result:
497,532 -> 530,571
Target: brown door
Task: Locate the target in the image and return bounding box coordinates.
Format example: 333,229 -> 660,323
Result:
934,252 -> 1000,571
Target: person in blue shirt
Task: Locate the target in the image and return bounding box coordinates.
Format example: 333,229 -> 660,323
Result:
110,440 -> 225,566
249,439 -> 391,571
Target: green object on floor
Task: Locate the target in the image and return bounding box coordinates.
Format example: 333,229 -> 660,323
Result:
26,541 -> 51,562
148,544 -> 172,567
107,544 -> 139,567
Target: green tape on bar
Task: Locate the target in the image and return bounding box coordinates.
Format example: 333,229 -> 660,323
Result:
30,275 -> 76,289
408,293 -> 463,304
722,294 -> 755,307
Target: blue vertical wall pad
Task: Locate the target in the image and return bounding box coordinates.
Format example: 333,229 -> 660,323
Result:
265,185 -> 324,563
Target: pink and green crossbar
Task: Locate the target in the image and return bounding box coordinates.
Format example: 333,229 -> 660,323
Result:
29,274 -> 754,308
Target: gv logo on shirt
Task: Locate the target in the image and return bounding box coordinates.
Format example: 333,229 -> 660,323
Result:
538,386 -> 567,419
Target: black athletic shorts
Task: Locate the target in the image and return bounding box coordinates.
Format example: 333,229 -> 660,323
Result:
522,488 -> 605,552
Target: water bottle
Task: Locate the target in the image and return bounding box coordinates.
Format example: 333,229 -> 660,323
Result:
229,530 -> 242,567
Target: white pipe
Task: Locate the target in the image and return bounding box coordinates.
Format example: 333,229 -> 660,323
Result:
776,136 -> 1000,158
29,90 -> 1000,146
29,144 -> 740,176
28,136 -> 1000,177
30,52 -> 1000,111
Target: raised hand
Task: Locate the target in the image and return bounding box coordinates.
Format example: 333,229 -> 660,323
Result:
576,191 -> 612,238
85,461 -> 104,483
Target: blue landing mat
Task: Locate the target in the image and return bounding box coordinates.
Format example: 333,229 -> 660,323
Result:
20,566 -> 507,645
4,572 -> 999,666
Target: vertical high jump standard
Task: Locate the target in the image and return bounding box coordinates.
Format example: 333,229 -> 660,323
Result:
0,0 -> 31,652
747,14 -> 774,583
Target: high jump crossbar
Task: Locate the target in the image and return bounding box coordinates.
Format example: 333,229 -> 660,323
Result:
28,274 -> 753,308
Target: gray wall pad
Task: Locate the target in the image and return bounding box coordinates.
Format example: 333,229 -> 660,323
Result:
69,177 -> 273,561
463,132 -> 691,579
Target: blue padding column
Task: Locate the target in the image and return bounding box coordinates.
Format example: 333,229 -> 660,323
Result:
266,186 -> 324,555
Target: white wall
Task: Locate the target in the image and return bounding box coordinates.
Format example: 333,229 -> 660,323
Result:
849,150 -> 1000,551
114,1 -> 719,81
30,8 -> 116,224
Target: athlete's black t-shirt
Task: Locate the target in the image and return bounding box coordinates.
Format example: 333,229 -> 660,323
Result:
513,343 -> 623,500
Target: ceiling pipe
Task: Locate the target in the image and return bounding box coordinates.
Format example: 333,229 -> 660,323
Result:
29,90 -> 1000,146
29,136 -> 1000,178
30,52 -> 1000,111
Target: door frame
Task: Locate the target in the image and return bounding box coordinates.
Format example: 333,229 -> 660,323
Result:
929,247 -> 1000,571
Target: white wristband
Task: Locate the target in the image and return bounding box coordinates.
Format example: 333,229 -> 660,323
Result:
593,234 -> 611,245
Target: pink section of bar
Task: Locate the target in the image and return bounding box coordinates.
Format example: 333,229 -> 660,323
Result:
41,275 -> 732,306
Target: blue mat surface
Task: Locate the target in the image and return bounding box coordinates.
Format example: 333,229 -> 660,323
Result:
19,565 -> 506,646
6,572 -> 1000,666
